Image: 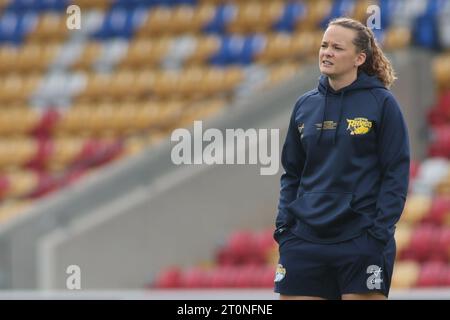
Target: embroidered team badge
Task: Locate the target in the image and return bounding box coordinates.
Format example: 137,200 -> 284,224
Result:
274,264 -> 286,282
315,121 -> 337,130
346,117 -> 372,135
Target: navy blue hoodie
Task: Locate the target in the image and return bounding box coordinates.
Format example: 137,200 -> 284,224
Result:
276,71 -> 410,245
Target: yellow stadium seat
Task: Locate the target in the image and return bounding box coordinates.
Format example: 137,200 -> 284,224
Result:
185,35 -> 220,66
133,101 -> 162,131
4,170 -> 39,198
27,13 -> 68,42
0,74 -> 41,104
153,70 -> 180,99
158,100 -> 184,130
264,63 -> 300,88
179,98 -> 226,127
109,70 -> 137,99
170,5 -> 196,34
191,3 -> 216,34
227,2 -> 260,34
123,135 -> 150,156
263,1 -> 285,28
296,0 -> 332,31
133,69 -> 157,98
255,33 -> 291,63
72,42 -> 102,71
227,1 -> 283,34
48,137 -> 85,171
77,72 -> 112,101
178,67 -> 205,98
0,108 -> 39,135
55,106 -> 96,135
391,261 -> 420,289
352,0 -> 374,23
0,0 -> 11,11
395,223 -> 413,257
383,27 -> 411,51
16,43 -> 60,72
291,31 -> 322,58
88,104 -> 110,134
433,55 -> 450,91
400,194 -> 432,225
202,68 -> 225,96
119,38 -> 170,69
197,0 -> 222,5
0,138 -> 37,169
434,170 -> 450,194
72,0 -> 111,10
114,104 -> 138,135
0,45 -> 18,73
138,7 -> 171,37
0,200 -> 31,224
223,67 -> 244,92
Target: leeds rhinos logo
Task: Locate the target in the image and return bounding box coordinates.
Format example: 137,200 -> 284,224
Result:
347,117 -> 372,135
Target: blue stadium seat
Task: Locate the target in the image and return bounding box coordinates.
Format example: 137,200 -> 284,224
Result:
320,0 -> 356,29
0,11 -> 37,44
209,36 -> 243,66
413,14 -> 439,49
209,35 -> 266,66
273,1 -> 306,32
92,7 -> 146,39
6,0 -> 68,12
6,0 -> 39,12
424,0 -> 448,16
412,0 -> 444,50
203,4 -> 236,34
37,0 -> 69,11
241,35 -> 266,65
378,0 -> 397,29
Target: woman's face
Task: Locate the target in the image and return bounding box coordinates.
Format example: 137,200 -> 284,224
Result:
319,25 -> 366,80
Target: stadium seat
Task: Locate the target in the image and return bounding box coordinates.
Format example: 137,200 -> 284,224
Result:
0,74 -> 41,104
0,200 -> 31,224
0,11 -> 38,45
185,35 -> 220,66
3,170 -> 39,199
391,260 -> 420,288
401,194 -> 432,225
71,42 -> 103,71
383,27 -> 412,51
0,138 -> 37,169
26,13 -> 68,42
395,223 -> 413,258
72,0 -> 111,10
273,1 -> 306,32
119,37 -> 170,69
296,0 -> 331,31
433,54 -> 450,91
417,261 -> 448,287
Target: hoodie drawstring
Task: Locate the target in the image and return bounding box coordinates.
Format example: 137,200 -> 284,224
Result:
333,91 -> 345,145
316,88 -> 345,146
316,86 -> 328,145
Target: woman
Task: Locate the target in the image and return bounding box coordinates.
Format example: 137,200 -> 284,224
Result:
273,17 -> 410,300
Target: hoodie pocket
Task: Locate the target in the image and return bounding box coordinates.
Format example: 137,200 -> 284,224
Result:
287,191 -> 370,238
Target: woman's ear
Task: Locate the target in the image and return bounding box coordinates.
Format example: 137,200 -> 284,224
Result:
355,52 -> 367,67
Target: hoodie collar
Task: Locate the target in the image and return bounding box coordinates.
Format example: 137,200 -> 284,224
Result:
318,71 -> 386,95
